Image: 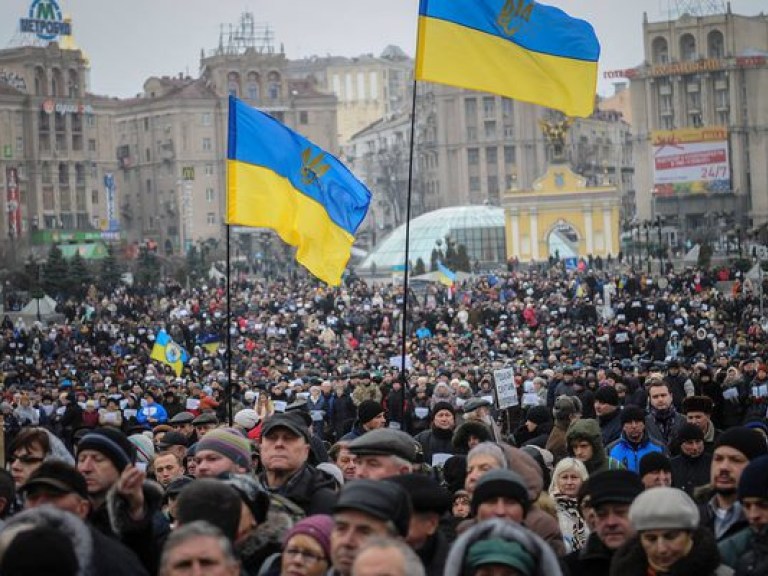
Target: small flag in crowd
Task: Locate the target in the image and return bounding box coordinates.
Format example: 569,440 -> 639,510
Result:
226,96 -> 372,286
150,329 -> 189,377
415,0 -> 601,117
437,262 -> 457,286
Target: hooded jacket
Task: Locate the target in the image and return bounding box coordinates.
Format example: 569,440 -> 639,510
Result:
610,527 -> 733,576
4,504 -> 149,576
565,419 -> 622,474
444,518 -> 563,576
607,430 -> 666,473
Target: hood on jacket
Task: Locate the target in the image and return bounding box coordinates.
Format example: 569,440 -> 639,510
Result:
3,504 -> 93,576
43,428 -> 76,466
443,517 -> 563,576
565,418 -> 608,473
500,443 -> 544,500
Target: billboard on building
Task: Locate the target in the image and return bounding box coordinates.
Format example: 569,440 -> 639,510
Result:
651,126 -> 730,195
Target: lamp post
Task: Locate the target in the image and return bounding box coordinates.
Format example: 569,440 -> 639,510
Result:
644,221 -> 651,275
657,215 -> 664,274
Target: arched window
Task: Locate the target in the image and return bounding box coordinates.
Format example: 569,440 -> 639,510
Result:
227,72 -> 240,98
680,34 -> 697,62
34,66 -> 46,96
246,71 -> 260,101
267,71 -> 281,100
652,37 -> 669,64
68,69 -> 79,98
708,30 -> 724,58
51,68 -> 64,97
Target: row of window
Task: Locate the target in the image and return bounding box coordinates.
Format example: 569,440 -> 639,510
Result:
651,29 -> 725,64
228,71 -> 282,101
332,71 -> 381,103
468,146 -> 517,166
33,66 -> 82,98
465,97 -> 515,120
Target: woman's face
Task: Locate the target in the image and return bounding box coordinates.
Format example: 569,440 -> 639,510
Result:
556,470 -> 583,498
281,533 -> 328,576
639,529 -> 693,572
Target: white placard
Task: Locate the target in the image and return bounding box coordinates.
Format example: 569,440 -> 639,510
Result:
522,393 -> 541,407
389,355 -> 413,371
123,409 -> 137,419
185,399 -> 200,410
432,453 -> 452,467
493,367 -> 518,409
274,400 -> 287,413
414,407 -> 429,419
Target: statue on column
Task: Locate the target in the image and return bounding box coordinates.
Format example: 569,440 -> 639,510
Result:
538,117 -> 572,164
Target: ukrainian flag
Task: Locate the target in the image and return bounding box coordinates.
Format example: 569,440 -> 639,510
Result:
415,0 -> 600,118
437,262 -> 457,287
150,329 -> 189,377
226,96 -> 372,285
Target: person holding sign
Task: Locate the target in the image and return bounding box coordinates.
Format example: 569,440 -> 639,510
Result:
414,402 -> 457,467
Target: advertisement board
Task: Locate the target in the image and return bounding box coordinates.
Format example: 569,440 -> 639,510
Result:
651,126 -> 730,195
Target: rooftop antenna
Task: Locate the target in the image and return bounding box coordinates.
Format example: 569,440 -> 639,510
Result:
662,0 -> 727,18
216,12 -> 275,55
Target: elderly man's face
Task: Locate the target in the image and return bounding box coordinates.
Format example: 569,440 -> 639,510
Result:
331,511 -> 392,576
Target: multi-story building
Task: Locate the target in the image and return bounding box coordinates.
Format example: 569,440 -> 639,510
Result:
0,41 -> 119,264
629,8 -> 768,243
288,46 -> 412,147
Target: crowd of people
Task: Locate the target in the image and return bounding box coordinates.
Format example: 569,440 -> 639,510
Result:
0,263 -> 765,575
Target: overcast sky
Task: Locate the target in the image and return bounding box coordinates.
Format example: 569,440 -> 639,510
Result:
1,0 -> 766,98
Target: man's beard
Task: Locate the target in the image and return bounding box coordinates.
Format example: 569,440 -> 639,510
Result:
714,486 -> 737,496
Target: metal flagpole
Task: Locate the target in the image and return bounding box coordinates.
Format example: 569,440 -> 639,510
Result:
398,81 -> 418,384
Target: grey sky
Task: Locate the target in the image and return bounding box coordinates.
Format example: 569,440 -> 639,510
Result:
1,0 -> 766,99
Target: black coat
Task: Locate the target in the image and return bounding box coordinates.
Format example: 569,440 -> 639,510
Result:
671,452 -> 712,496
564,532 -> 615,576
610,528 -> 729,576
259,463 -> 337,516
417,529 -> 452,576
598,409 -> 623,446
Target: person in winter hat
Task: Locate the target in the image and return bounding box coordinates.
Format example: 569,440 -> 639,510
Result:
699,426 -> 768,542
566,418 -> 622,474
443,518 -> 563,576
718,454 -> 768,573
611,487 -> 731,576
413,401 -> 456,466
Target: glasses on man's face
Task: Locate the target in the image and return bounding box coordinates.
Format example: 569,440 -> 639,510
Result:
283,547 -> 326,564
8,455 -> 44,465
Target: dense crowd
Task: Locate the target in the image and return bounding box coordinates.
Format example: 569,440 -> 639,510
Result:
0,263 -> 765,575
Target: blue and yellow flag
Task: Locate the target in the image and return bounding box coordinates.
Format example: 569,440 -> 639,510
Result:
437,262 -> 457,287
150,329 -> 189,377
415,0 -> 600,118
226,96 -> 372,285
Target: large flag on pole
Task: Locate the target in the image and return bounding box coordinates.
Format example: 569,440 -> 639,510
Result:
150,330 -> 189,377
415,0 -> 600,117
226,96 -> 372,285
437,262 -> 457,287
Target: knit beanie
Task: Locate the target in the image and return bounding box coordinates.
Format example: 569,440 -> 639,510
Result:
283,515 -> 334,561
129,434 -> 156,464
431,401 -> 456,420
620,405 -> 647,425
471,469 -> 530,515
639,451 -> 671,477
357,400 -> 384,424
78,428 -> 136,472
714,427 -> 768,461
594,386 -> 619,406
677,422 -> 705,443
738,454 -> 768,500
196,427 -> 252,471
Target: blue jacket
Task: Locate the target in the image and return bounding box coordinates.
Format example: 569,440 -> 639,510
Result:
136,403 -> 168,425
607,431 -> 666,473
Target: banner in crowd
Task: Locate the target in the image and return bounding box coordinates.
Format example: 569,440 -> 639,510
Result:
493,366 -> 518,409
651,126 -> 731,195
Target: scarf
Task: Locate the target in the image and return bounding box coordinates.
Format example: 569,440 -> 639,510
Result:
554,494 -> 589,553
650,405 -> 677,443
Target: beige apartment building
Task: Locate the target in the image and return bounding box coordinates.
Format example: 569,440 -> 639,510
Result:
288,46 -> 412,146
629,8 -> 768,244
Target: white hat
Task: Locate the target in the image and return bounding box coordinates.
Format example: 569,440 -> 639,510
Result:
234,409 -> 260,430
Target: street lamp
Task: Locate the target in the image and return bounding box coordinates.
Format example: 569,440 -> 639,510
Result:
644,221 -> 651,275
656,215 -> 664,274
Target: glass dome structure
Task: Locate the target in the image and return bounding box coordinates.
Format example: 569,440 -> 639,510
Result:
359,205 -> 506,271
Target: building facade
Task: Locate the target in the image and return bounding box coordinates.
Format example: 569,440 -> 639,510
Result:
629,9 -> 768,245
0,42 -> 119,264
